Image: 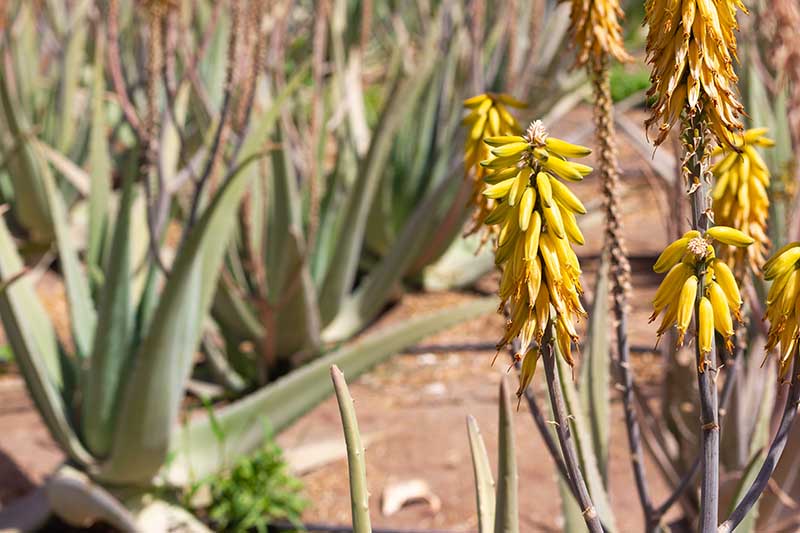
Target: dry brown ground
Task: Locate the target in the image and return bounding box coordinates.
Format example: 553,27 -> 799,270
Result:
0,106 -> 696,531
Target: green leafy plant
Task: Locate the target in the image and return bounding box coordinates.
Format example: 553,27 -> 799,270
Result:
189,435 -> 306,533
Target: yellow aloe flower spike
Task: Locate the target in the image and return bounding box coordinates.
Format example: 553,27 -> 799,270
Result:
650,233 -> 750,352
644,0 -> 747,146
480,120 -> 592,396
711,128 -> 775,274
463,93 -> 525,238
764,243 -> 800,377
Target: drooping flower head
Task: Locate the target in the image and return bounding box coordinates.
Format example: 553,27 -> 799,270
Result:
644,0 -> 747,146
480,121 -> 592,396
568,0 -> 633,67
711,128 -> 775,274
463,93 -> 525,236
650,227 -> 753,369
763,242 -> 800,378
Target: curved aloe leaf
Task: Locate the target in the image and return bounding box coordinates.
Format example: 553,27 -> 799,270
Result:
54,6 -> 87,154
559,476 -> 585,532
86,26 -> 111,268
262,127 -> 321,360
81,174 -> 135,457
0,67 -> 52,242
41,159 -> 96,359
331,365 -> 372,533
322,167 -> 460,342
0,215 -> 94,467
494,377 -> 518,533
467,415 -> 495,533
318,28 -> 441,326
579,253 -> 610,482
99,160 -> 254,484
164,297 -> 496,485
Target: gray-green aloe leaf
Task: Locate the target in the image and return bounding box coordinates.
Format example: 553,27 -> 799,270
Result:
41,158 -> 96,359
317,24 -> 441,326
86,25 -> 111,275
81,173 -> 136,457
579,253 -> 611,482
99,161 -> 254,484
0,215 -> 94,467
467,414 -> 496,533
0,60 -> 52,242
494,377 -> 519,533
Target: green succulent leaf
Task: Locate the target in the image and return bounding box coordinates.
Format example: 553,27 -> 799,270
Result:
100,155 -> 254,484
579,253 -> 611,482
0,215 -> 94,467
467,415 -> 496,533
494,378 -> 519,533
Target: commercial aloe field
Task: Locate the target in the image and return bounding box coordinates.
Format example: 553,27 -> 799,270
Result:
0,0 -> 799,532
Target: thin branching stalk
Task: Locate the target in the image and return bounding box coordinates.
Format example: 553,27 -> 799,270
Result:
521,383 -> 574,493
591,54 -> 655,527
685,112 -> 719,532
653,347 -> 739,521
185,0 -> 241,230
541,326 -> 603,533
107,0 -> 144,141
513,346 -> 616,531
469,0 -> 485,93
510,337 -> 574,497
718,349 -> 800,533
307,0 -> 330,250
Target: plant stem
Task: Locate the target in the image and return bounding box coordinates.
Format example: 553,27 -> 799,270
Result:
653,351 -> 739,521
685,113 -> 719,532
541,327 -> 603,533
495,377 -> 519,533
591,56 -> 655,527
510,337 -> 575,497
718,349 -> 800,533
330,365 -> 372,533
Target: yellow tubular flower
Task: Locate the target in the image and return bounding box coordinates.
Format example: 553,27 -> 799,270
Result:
764,243 -> 800,378
481,120 -> 592,397
698,296 -> 714,359
711,128 -> 775,274
463,93 -> 526,237
568,0 -> 633,66
650,229 -> 750,351
644,0 -> 747,146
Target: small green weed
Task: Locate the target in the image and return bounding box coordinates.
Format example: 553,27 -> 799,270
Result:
186,426 -> 307,533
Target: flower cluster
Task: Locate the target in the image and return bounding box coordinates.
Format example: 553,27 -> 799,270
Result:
568,0 -> 632,66
463,93 -> 525,236
711,128 -> 775,273
650,227 -> 753,368
764,242 -> 800,378
644,0 -> 747,146
480,121 -> 592,396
